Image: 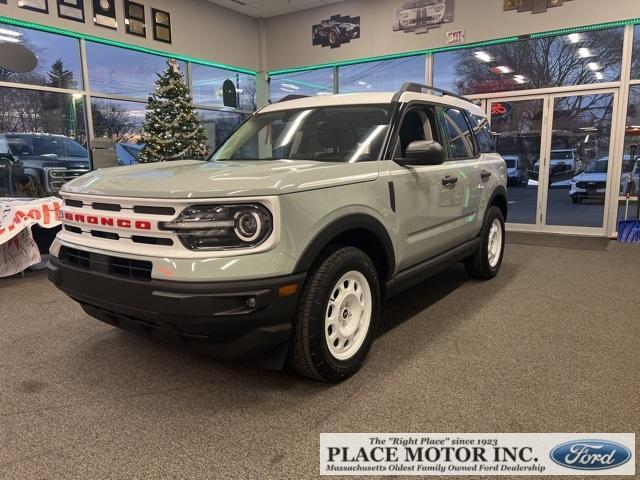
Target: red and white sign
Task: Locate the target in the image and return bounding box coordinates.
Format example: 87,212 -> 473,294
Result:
0,197 -> 62,277
446,29 -> 465,45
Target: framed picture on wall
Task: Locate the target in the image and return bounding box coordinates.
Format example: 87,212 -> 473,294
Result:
57,0 -> 85,22
152,8 -> 171,43
125,0 -> 146,37
93,0 -> 117,29
18,0 -> 49,13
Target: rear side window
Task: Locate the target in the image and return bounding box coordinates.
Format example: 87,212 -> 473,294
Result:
470,114 -> 495,153
442,107 -> 475,159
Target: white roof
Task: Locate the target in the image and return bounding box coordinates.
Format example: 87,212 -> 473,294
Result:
261,91 -> 485,117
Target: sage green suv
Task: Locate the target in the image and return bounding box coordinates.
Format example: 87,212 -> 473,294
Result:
47,83 -> 507,382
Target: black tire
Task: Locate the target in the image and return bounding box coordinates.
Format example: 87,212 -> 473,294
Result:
287,247 -> 380,382
464,206 -> 505,280
328,29 -> 340,47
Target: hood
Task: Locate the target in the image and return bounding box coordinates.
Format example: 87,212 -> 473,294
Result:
62,159 -> 379,198
572,171 -> 607,182
19,155 -> 90,169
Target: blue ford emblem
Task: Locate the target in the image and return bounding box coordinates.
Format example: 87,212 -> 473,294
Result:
550,440 -> 632,470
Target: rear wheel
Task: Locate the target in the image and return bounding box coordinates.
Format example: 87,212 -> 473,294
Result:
287,247 -> 380,382
465,206 -> 505,280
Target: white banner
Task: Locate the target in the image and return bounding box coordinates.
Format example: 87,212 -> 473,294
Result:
0,197 -> 62,277
320,433 -> 635,476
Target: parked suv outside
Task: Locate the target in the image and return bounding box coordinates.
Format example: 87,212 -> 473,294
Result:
47,84 -> 508,382
0,133 -> 90,196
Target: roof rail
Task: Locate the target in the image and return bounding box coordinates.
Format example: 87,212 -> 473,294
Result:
277,94 -> 310,103
394,82 -> 471,103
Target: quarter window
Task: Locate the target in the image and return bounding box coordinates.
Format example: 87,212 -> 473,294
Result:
442,107 -> 475,159
470,114 -> 495,153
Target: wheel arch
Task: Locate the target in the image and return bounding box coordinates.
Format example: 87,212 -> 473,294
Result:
293,214 -> 396,283
488,185 -> 508,221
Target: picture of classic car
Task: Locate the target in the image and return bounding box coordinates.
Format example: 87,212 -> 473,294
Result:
392,0 -> 453,34
312,15 -> 360,49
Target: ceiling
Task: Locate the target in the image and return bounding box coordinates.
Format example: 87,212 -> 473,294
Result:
208,0 -> 345,18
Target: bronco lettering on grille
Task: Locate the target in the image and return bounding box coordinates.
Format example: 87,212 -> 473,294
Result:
62,211 -> 152,230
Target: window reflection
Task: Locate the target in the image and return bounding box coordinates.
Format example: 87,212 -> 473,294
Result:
192,64 -> 256,111
0,87 -> 88,198
86,42 -> 186,99
338,56 -> 425,93
434,27 -> 624,95
270,68 -> 334,102
0,25 -> 83,89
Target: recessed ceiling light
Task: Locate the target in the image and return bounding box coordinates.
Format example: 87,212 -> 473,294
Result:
0,28 -> 21,37
496,65 -> 513,73
567,33 -> 582,43
0,35 -> 20,43
578,47 -> 592,58
513,75 -> 527,84
474,51 -> 492,62
588,62 -> 600,71
595,72 -> 604,80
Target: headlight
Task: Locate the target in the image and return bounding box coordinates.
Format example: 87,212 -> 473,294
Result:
160,204 -> 273,250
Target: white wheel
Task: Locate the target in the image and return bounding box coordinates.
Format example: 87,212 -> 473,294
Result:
487,218 -> 503,268
324,270 -> 372,361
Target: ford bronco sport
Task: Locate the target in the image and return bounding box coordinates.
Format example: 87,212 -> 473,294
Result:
47,83 -> 507,382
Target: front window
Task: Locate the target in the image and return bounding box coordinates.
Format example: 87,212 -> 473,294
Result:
585,160 -> 608,174
550,150 -> 574,160
212,105 -> 392,163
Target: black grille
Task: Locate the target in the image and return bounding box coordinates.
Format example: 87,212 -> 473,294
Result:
92,202 -> 121,212
59,246 -> 152,281
65,199 -> 83,208
576,181 -> 606,189
64,225 -> 82,234
133,205 -> 176,216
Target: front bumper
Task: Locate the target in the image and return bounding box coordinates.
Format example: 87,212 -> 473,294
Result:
47,255 -> 305,362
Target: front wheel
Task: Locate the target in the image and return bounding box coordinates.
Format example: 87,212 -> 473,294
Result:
287,247 -> 380,382
465,206 -> 505,280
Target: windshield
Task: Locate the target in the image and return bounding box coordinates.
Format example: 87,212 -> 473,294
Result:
550,150 -> 573,160
585,160 -> 608,174
212,105 -> 392,163
505,159 -> 516,168
5,135 -> 88,158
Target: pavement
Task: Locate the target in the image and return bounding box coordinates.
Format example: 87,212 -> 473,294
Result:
0,242 -> 638,479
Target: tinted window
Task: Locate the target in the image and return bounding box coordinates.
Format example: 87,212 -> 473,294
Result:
394,106 -> 439,158
470,114 -> 495,153
442,108 -> 474,159
192,64 -> 256,111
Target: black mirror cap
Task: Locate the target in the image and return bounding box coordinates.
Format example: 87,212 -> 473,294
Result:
398,140 -> 445,166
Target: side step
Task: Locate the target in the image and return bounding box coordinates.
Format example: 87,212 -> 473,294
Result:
384,238 -> 480,298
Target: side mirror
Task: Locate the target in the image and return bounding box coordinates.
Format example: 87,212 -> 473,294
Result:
396,140 -> 445,167
0,152 -> 14,166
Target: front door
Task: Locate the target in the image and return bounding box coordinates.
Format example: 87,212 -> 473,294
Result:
487,89 -> 618,235
389,104 -> 470,270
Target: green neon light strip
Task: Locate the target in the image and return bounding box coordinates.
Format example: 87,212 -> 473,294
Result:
0,15 -> 256,76
269,18 -> 640,76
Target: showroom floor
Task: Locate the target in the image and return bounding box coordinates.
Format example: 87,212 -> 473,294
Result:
0,241 -> 638,479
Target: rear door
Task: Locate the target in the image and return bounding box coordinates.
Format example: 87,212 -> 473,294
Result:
390,103 -> 469,270
440,106 -> 484,240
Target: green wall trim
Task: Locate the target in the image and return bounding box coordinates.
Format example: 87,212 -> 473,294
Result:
0,15 -> 256,76
269,18 -> 640,76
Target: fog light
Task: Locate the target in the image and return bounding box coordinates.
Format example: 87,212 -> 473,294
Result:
245,297 -> 257,309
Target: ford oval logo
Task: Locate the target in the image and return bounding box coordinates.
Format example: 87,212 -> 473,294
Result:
550,440 -> 632,470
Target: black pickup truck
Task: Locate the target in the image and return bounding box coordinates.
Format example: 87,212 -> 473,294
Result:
0,133 -> 90,197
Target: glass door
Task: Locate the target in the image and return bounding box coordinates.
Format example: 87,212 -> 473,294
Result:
488,97 -> 547,229
488,90 -> 618,235
542,90 -> 617,233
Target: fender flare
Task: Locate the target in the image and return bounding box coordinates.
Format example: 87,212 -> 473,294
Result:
293,213 -> 396,281
488,185 -> 508,220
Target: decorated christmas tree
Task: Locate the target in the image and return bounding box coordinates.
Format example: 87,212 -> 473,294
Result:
138,59 -> 208,163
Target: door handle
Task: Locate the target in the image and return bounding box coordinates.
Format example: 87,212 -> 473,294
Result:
442,175 -> 458,186
480,170 -> 492,181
